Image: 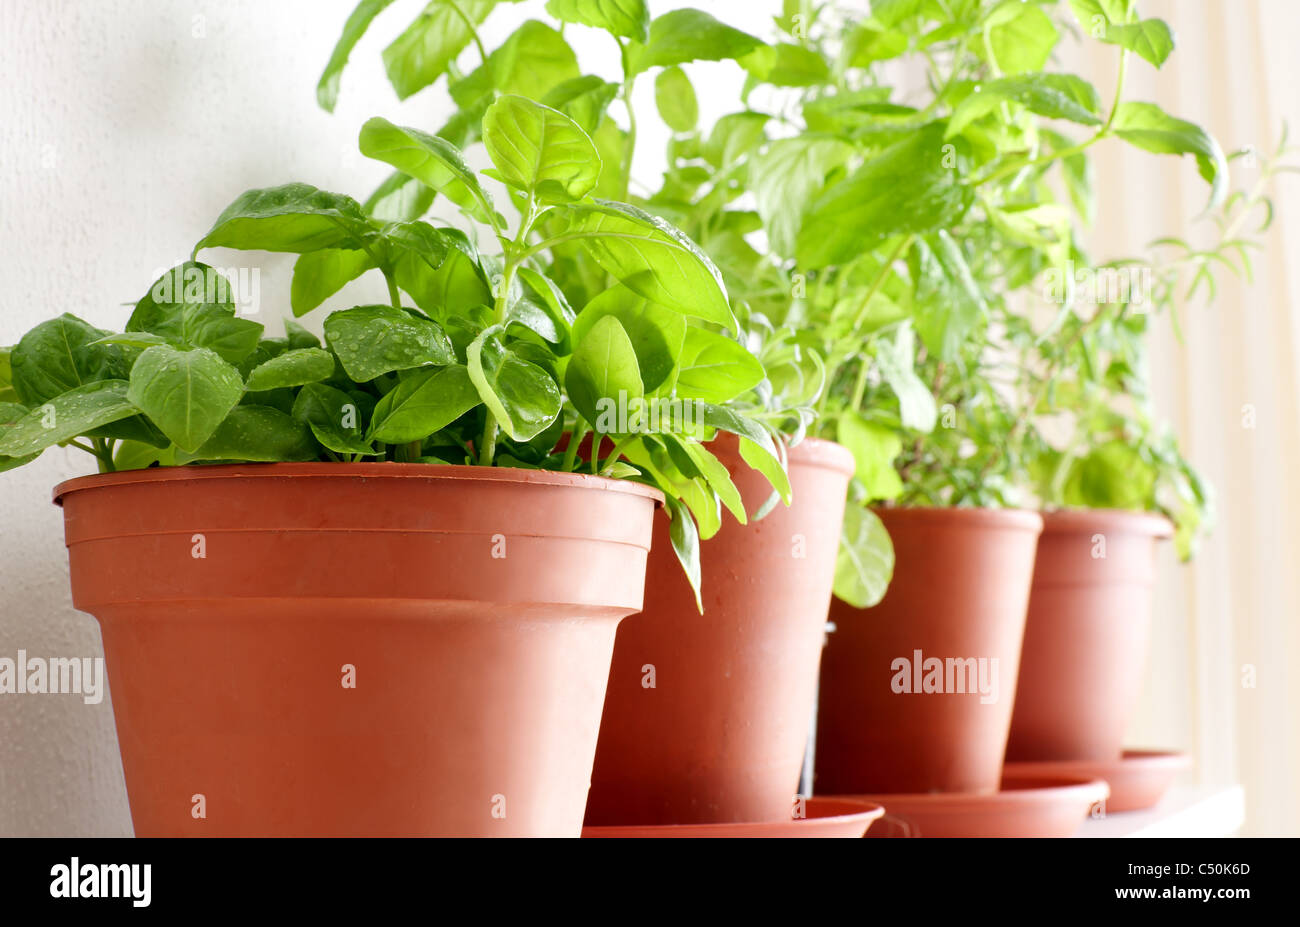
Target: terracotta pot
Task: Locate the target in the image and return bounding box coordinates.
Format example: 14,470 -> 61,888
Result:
582,798 -> 885,838
1006,509 -> 1172,763
54,462 -> 660,837
585,435 -> 855,825
816,507 -> 1043,795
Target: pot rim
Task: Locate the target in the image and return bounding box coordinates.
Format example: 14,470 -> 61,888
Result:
786,436 -> 856,476
870,504 -> 1044,534
53,461 -> 665,507
1039,506 -> 1174,539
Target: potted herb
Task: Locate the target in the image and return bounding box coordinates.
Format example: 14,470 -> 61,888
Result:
318,0 -> 888,826
0,94 -> 782,836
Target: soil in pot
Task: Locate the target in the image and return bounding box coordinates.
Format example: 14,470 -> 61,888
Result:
55,462 -> 660,837
1006,509 -> 1173,763
584,434 -> 855,826
816,507 -> 1043,795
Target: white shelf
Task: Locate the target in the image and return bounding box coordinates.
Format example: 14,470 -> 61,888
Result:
1075,785 -> 1245,838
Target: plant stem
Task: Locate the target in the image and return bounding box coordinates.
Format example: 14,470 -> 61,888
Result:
384,272 -> 402,310
561,417 -> 588,472
445,0 -> 488,68
599,436 -> 634,476
617,39 -> 638,201
91,437 -> 116,473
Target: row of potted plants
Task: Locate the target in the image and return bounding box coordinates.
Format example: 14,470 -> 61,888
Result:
1,0 -> 1287,836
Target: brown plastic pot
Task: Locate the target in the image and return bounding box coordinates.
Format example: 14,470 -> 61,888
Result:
585,434 -> 855,826
54,462 -> 660,837
816,507 -> 1043,795
1006,509 -> 1173,763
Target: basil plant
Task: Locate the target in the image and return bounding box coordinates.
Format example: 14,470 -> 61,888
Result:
0,95 -> 795,607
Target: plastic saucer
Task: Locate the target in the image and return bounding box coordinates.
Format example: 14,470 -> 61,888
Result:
581,798 -> 885,838
1003,749 -> 1191,813
837,771 -> 1109,837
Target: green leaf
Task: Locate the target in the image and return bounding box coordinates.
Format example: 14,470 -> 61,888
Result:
674,329 -> 764,404
566,315 -> 644,428
516,267 -> 577,348
910,231 -> 987,362
190,405 -> 318,462
317,0 -> 398,112
1104,19 -> 1175,68
947,74 -> 1102,138
482,95 -> 601,204
381,0 -> 499,100
545,0 -> 648,41
834,504 -> 895,608
291,249 -> 375,317
10,314 -> 129,406
844,23 -> 908,65
1063,439 -> 1157,510
367,364 -> 481,444
572,285 -> 683,393
0,347 -> 16,403
0,381 -> 138,458
1110,102 -> 1228,209
125,263 -> 265,364
244,348 -> 336,391
697,403 -> 791,505
284,320 -> 321,350
541,76 -> 620,134
985,1 -> 1059,74
662,493 -> 703,611
292,382 -> 374,455
195,183 -> 374,254
654,66 -> 698,132
702,111 -> 769,168
553,200 -> 733,325
679,439 -> 745,525
468,326 -> 562,441
362,170 -> 436,223
836,412 -> 903,501
451,20 -> 580,110
358,117 -> 498,224
628,8 -> 765,75
126,345 -> 244,452
876,323 -> 937,432
750,136 -> 854,258
324,305 -> 455,381
740,43 -> 830,87
796,124 -> 974,267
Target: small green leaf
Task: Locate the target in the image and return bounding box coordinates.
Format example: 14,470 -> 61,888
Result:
654,66 -> 698,132
679,439 -> 745,525
367,364 -> 481,443
837,412 -> 903,501
985,1 -> 1059,74
834,504 -> 895,608
566,315 -> 645,428
381,0 -> 498,100
126,345 -> 244,452
542,76 -> 620,134
674,329 -> 764,404
947,74 -> 1102,138
362,170 -> 436,223
662,493 -> 703,612
293,382 -> 374,455
451,20 -> 581,109
291,249 -> 375,317
482,95 -> 601,204
244,348 -> 336,391
572,285 -> 683,393
628,8 -> 765,76
545,0 -> 649,42
1110,102 -> 1227,209
1104,19 -> 1175,68
284,320 -> 321,350
750,136 -> 854,257
740,43 -> 830,87
190,405 -> 318,462
195,184 -> 374,254
10,314 -> 129,406
317,0 -> 398,112
876,323 -> 937,432
0,381 -> 138,458
468,326 -> 562,441
324,305 -> 455,381
358,117 -> 498,224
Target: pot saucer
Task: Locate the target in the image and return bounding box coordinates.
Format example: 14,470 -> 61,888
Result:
1004,749 -> 1191,813
581,798 -> 884,838
838,772 -> 1109,837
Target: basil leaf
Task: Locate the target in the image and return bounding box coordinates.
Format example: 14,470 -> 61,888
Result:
566,315 -> 644,429
126,345 -> 244,452
467,326 -> 562,442
836,412 -> 903,501
1104,19 -> 1175,68
516,268 -> 577,348
323,305 -> 454,381
0,381 -> 138,458
381,0 -> 500,99
984,0 -> 1059,74
662,493 -> 702,612
244,348 -> 336,391
284,320 -> 321,350
0,348 -> 16,404
553,200 -> 733,325
572,285 -> 683,394
545,0 -> 649,42
834,504 -> 895,609
195,183 -> 374,254
674,328 -> 765,404
450,20 -> 580,110
362,170 -> 436,223
740,43 -> 830,87
190,405 -> 318,462
10,314 -> 129,406
292,382 -> 375,455
358,117 -> 498,225
542,76 -> 620,134
291,249 -> 375,317
1110,102 -> 1227,209
876,323 -> 937,432
482,95 -> 601,204
654,66 -> 697,132
679,439 -> 746,525
910,231 -> 987,363
317,0 -> 398,112
628,8 -> 765,76
947,74 -> 1102,138
750,136 -> 854,258
367,364 -> 481,444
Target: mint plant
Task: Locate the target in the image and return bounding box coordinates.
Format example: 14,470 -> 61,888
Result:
0,95 -> 792,606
